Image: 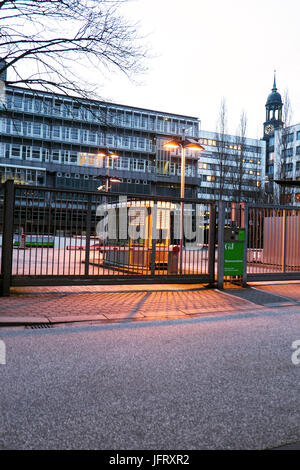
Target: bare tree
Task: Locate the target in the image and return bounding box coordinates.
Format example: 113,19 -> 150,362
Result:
275,89 -> 293,204
230,110 -> 247,202
214,98 -> 232,200
0,0 -> 147,98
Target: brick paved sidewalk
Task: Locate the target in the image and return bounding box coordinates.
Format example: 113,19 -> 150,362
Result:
251,282 -> 300,302
1,281 -> 299,326
0,283 -> 262,325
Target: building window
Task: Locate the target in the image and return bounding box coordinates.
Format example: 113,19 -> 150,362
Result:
70,152 -> 78,164
12,120 -> 22,134
13,95 -> 23,109
283,148 -> 293,158
33,122 -> 42,136
123,136 -> 130,148
11,145 -> 22,159
71,128 -> 79,141
52,126 -> 60,138
284,163 -> 293,172
32,147 -> 41,160
283,132 -> 294,144
52,151 -> 60,162
89,131 -> 96,143
280,194 -> 292,204
198,162 -> 208,170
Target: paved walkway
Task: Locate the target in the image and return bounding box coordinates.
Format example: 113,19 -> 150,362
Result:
0,281 -> 300,325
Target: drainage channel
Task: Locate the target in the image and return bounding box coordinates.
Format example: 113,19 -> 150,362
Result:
26,324 -> 54,330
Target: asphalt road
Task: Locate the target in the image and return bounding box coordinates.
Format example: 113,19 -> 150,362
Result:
0,306 -> 300,450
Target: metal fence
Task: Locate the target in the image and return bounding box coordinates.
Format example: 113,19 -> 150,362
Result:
2,181 -> 300,295
0,181 -> 217,295
245,204 -> 300,281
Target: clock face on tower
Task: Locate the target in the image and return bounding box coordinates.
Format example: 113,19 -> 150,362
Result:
265,124 -> 274,135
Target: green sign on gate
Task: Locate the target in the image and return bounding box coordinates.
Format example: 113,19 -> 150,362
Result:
224,229 -> 245,276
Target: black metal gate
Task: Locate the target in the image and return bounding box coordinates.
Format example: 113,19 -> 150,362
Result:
0,181 -> 217,295
245,203 -> 300,282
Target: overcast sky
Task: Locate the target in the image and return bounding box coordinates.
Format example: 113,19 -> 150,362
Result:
99,0 -> 300,138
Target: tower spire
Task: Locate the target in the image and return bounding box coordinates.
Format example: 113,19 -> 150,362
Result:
272,70 -> 277,91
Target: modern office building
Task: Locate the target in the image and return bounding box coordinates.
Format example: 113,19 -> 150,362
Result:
0,64 -> 267,202
268,122 -> 300,204
0,67 -> 201,198
262,75 -> 300,204
196,131 -> 265,201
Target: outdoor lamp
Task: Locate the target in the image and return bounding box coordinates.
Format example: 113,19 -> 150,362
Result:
163,132 -> 204,273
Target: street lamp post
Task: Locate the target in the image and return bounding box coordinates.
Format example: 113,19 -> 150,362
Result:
96,151 -> 120,192
163,130 -> 204,273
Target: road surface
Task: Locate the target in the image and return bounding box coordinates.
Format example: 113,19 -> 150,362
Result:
0,305 -> 300,450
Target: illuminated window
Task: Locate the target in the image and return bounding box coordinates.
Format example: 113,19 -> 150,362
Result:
198,162 -> 207,169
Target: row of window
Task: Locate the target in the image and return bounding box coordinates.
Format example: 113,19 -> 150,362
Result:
0,144 -> 196,176
1,119 -> 154,152
5,92 -> 199,136
199,178 -> 261,188
200,138 -> 262,154
56,173 -> 150,186
283,162 -> 300,172
0,166 -> 45,185
270,132 -> 300,146
206,152 -> 261,166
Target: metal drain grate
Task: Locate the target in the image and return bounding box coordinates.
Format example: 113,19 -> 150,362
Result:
27,324 -> 53,329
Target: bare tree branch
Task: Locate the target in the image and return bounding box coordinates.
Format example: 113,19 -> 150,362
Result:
0,0 -> 148,97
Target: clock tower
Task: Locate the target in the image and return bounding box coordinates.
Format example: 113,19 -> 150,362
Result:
263,72 -> 283,138
263,73 -> 284,187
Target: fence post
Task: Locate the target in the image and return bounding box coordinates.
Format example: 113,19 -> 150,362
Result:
84,193 -> 92,277
1,180 -> 15,296
208,203 -> 216,285
282,209 -> 287,273
150,202 -> 157,276
217,201 -> 225,289
242,204 -> 248,286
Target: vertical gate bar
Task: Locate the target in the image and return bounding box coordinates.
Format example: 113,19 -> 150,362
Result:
34,188 -> 40,276
16,188 -> 22,275
79,194 -> 84,276
90,195 -> 95,277
46,190 -> 51,276
282,209 -> 287,273
217,200 -> 225,289
40,190 -> 46,276
63,199 -> 68,276
84,193 -> 92,277
57,191 -> 62,275
22,190 -> 28,275
242,204 -> 249,286
208,203 -> 216,284
51,192 -> 57,276
68,192 -> 74,276
28,189 -> 35,275
151,201 -> 157,277
1,180 -> 15,297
